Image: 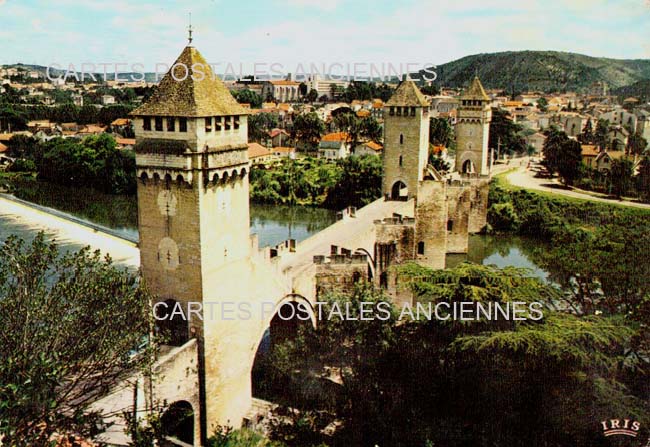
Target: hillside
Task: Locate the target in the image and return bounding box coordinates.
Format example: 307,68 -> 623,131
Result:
612,79 -> 650,100
421,51 -> 650,93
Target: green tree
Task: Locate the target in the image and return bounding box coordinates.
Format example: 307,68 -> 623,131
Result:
578,118 -> 594,144
324,155 -> 382,208
233,89 -> 262,108
37,134 -> 136,194
536,97 -> 548,112
556,138 -> 583,186
428,117 -> 453,147
298,82 -> 308,97
637,156 -> 650,202
627,130 -> 648,156
541,126 -> 568,175
608,157 -> 634,198
0,105 -> 28,131
248,112 -> 279,142
0,234 -> 154,446
489,108 -> 526,155
306,88 -> 319,103
264,263 -> 647,447
594,119 -> 610,150
291,112 -> 325,150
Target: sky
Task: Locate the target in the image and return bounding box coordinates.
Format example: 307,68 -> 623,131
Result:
1,0 -> 649,76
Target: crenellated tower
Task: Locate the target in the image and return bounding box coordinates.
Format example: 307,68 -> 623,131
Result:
455,76 -> 492,176
131,44 -> 251,443
382,79 -> 430,200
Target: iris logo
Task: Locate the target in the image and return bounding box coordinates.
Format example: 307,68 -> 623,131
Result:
600,419 -> 641,437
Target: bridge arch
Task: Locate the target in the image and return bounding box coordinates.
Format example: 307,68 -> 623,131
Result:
250,294 -> 316,400
461,158 -> 476,174
354,248 -> 376,280
390,180 -> 408,200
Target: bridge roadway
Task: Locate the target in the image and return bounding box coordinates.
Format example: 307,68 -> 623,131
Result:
278,197 -> 415,279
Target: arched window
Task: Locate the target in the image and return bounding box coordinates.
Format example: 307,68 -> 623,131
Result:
417,241 -> 425,255
399,134 -> 404,145
399,155 -> 403,167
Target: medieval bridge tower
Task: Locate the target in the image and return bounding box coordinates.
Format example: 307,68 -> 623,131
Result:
455,76 -> 492,176
378,77 -> 492,274
381,79 -> 430,201
131,45 -> 293,444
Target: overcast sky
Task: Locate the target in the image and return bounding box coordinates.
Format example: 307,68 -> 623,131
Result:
1,0 -> 649,73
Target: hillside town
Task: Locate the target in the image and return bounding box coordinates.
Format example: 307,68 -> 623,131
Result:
2,65 -> 649,197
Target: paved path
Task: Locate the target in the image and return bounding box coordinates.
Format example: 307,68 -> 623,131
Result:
280,197 -> 415,276
505,165 -> 650,210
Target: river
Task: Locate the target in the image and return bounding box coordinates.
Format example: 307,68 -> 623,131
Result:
0,177 -> 336,248
0,177 -> 551,277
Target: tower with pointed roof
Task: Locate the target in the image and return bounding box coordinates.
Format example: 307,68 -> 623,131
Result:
131,44 -> 252,442
382,78 -> 431,200
455,76 -> 492,176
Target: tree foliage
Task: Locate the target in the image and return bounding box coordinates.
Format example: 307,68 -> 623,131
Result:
248,112 -> 279,142
608,158 -> 634,198
0,234 -> 154,446
542,127 -> 583,185
489,108 -> 527,155
429,117 -> 453,147
37,134 -> 136,194
263,262 -> 648,447
291,113 -> 325,150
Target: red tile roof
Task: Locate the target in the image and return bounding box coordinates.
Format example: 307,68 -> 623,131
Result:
321,132 -> 350,142
581,144 -> 599,157
248,142 -> 271,159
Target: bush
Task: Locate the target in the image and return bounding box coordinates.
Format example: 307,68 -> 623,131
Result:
7,158 -> 36,172
487,202 -> 519,232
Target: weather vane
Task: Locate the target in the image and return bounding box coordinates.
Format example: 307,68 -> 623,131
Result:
188,12 -> 193,45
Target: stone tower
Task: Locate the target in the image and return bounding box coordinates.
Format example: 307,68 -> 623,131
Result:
382,79 -> 430,200
455,76 -> 492,176
131,45 -> 250,442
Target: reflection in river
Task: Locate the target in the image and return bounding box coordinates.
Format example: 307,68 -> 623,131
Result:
1,177 -> 336,248
447,235 -> 550,281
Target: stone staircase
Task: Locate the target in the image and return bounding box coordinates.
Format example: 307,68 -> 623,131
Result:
242,398 -> 278,434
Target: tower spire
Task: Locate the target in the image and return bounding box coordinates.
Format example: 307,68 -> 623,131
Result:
188,12 -> 193,45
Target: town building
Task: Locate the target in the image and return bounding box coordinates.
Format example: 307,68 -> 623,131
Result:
319,132 -> 351,160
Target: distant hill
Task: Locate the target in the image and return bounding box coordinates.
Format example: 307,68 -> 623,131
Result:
419,51 -> 650,93
612,79 -> 650,100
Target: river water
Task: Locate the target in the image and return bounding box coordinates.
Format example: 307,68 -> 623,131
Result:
0,178 -> 550,276
0,177 -> 336,248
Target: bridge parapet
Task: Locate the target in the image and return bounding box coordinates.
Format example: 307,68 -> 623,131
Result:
313,253 -> 368,265
264,238 -> 297,260
374,214 -> 416,226
335,206 -> 358,221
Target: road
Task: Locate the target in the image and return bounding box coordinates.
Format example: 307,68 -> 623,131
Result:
502,160 -> 650,210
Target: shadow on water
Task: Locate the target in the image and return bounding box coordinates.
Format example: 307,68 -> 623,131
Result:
447,234 -> 551,282
2,177 -> 336,248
